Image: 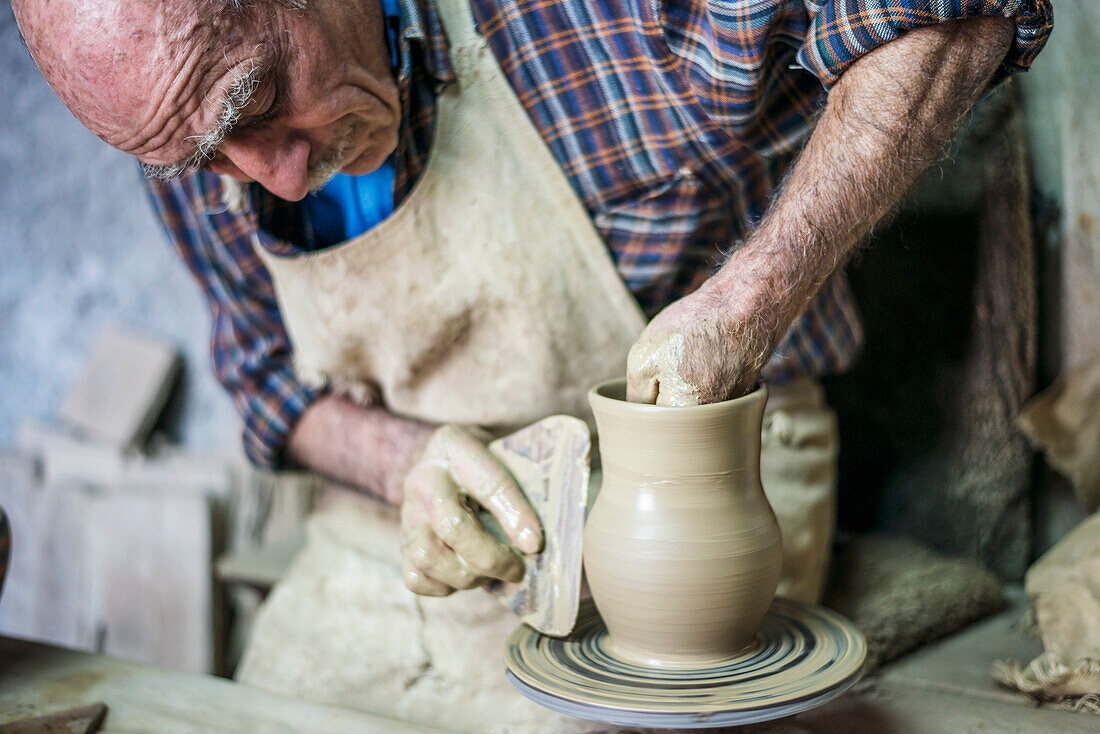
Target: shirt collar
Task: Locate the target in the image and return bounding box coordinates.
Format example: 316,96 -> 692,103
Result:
396,0 -> 455,86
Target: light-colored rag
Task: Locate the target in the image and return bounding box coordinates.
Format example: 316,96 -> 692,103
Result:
993,511 -> 1100,712
1016,361 -> 1100,512
994,361 -> 1100,712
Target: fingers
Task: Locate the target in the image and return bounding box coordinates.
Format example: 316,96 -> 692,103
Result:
426,466 -> 526,583
434,427 -> 543,555
403,524 -> 483,590
627,330 -> 700,406
402,557 -> 454,596
399,424 -> 540,597
401,469 -> 465,596
626,338 -> 660,404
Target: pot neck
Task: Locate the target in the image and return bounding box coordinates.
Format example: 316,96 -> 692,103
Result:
589,385 -> 768,476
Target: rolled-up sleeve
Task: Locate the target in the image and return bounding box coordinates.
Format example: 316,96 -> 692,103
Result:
797,0 -> 1054,88
145,171 -> 319,468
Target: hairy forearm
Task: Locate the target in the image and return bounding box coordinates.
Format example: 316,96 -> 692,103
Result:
286,396 -> 434,504
710,16 -> 1014,353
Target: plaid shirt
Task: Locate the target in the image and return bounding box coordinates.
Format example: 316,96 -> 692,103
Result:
147,0 -> 1053,468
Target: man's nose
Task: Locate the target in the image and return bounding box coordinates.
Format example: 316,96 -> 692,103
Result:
219,131 -> 312,202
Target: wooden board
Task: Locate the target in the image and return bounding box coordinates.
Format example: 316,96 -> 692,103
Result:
59,327 -> 180,450
0,637 -> 444,733
0,457 -> 216,674
0,703 -> 106,734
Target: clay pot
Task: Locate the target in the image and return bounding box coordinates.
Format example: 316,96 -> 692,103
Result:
583,379 -> 782,666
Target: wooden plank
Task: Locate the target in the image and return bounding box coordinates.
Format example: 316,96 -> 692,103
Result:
0,703 -> 107,734
16,420 -> 237,494
484,415 -> 591,636
0,458 -> 217,674
1033,4 -> 1100,372
0,638 -> 445,734
59,327 -> 181,451
794,682 -> 1100,734
0,455 -> 93,651
85,489 -> 214,674
4,630 -> 1093,734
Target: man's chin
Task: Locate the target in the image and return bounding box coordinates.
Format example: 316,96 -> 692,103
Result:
341,135 -> 397,176
341,152 -> 387,176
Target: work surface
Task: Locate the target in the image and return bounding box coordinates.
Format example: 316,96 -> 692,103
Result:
1,590 -> 1096,734
0,637 -> 445,734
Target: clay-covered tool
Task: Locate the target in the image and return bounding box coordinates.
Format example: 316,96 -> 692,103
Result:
506,599 -> 867,728
0,703 -> 108,734
481,415 -> 590,637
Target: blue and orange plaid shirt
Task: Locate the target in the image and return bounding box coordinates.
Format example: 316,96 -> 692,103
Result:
146,0 -> 1053,468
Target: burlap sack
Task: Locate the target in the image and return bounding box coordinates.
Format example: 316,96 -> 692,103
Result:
994,362 -> 1100,711
993,510 -> 1100,711
1017,361 -> 1100,512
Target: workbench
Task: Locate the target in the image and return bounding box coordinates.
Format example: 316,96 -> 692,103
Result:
3,593 -> 1098,734
0,637 -> 443,733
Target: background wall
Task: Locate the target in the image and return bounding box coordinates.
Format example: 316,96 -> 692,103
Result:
1017,0 -> 1099,555
0,5 -> 238,450
1019,0 -> 1100,379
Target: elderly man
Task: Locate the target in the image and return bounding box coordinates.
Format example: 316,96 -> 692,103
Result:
17,0 -> 1048,685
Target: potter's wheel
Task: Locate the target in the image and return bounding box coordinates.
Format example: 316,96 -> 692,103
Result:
505,598 -> 867,729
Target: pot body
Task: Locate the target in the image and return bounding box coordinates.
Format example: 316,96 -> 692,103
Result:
583,379 -> 782,666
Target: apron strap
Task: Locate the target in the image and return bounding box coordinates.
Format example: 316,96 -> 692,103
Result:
434,0 -> 487,52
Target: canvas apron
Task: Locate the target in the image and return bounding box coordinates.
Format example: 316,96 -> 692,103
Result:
238,11 -> 835,723
254,0 -> 645,431
250,0 -> 832,610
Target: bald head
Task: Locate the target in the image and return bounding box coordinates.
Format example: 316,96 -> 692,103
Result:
13,0 -> 401,201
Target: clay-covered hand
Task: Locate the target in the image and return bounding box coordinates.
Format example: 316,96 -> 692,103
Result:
626,280 -> 775,406
400,425 -> 543,596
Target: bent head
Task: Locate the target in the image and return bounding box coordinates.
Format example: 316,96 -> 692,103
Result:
13,0 -> 400,200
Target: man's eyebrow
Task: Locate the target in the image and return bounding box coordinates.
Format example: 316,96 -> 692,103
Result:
141,61 -> 266,180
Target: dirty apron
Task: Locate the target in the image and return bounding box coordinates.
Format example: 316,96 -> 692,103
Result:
254,0 -> 645,430
237,3 -> 838,725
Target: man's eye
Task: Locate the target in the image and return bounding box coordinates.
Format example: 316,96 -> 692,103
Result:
238,84 -> 279,128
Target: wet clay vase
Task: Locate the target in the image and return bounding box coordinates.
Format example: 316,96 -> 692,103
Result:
583,379 -> 782,666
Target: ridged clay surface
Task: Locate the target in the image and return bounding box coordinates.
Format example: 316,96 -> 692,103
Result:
583,379 -> 782,666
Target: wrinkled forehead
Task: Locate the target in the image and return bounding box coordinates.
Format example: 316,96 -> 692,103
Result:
16,0 -> 255,162
18,0 -> 196,83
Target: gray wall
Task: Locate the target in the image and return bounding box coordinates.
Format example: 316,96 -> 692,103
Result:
0,5 -> 238,450
1018,1 -> 1099,554
1019,0 -> 1100,379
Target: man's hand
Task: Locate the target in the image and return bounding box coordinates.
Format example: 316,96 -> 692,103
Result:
287,399 -> 543,596
627,16 -> 1014,406
626,277 -> 773,405
400,425 -> 543,596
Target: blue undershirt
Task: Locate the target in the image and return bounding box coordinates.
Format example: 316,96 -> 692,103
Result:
303,0 -> 401,248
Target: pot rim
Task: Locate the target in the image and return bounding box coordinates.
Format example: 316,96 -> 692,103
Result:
589,377 -> 768,416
